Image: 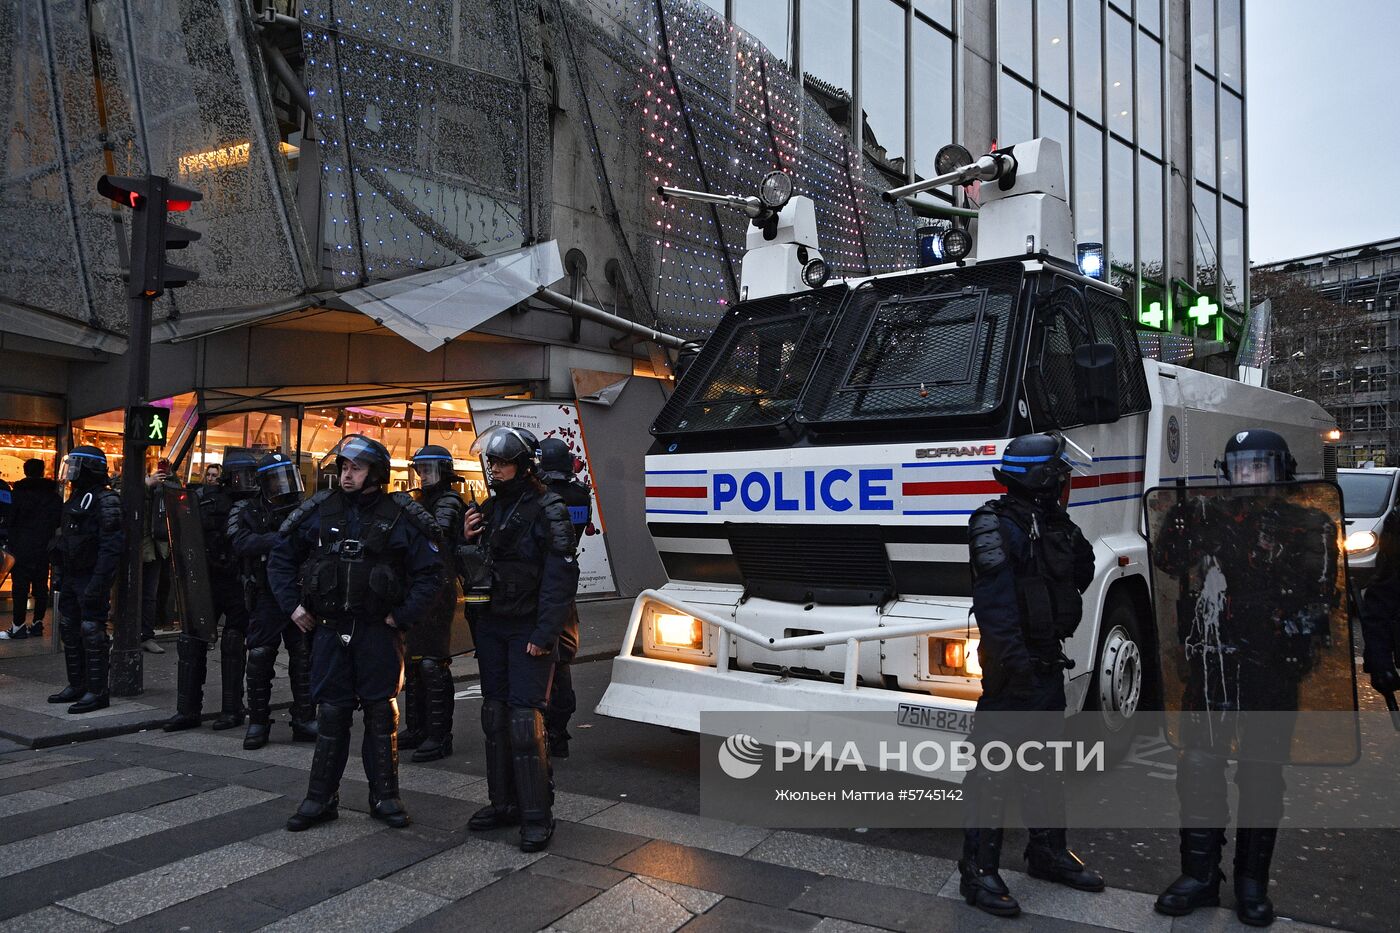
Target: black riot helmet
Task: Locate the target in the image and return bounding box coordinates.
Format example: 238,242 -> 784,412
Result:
62,446 -> 109,489
334,434 -> 392,485
993,433 -> 1073,502
470,425 -> 539,481
1219,429 -> 1296,484
411,444 -> 457,489
256,451 -> 304,511
222,447 -> 259,497
538,437 -> 574,477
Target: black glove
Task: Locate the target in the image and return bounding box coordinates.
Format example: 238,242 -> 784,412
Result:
1371,667 -> 1400,696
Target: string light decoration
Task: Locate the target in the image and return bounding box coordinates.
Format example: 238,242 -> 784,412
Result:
555,0 -> 919,341
300,0 -> 539,284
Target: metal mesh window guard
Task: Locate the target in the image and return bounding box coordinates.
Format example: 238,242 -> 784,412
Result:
651,283 -> 848,435
798,262 -> 1024,426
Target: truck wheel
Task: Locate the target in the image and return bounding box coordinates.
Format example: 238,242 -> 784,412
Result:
1084,598 -> 1147,759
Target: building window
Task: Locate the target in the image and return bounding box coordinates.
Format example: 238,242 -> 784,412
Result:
1139,153 -> 1164,280
1037,0 -> 1070,103
1000,72 -> 1035,147
1193,69 -> 1217,186
1219,0 -> 1242,90
802,0 -> 853,98
1220,90 -> 1243,201
915,0 -> 953,28
912,17 -> 954,180
735,0 -> 792,64
1105,8 -> 1134,140
1072,0 -> 1102,123
1074,117 -> 1104,245
1191,0 -> 1215,72
1136,31 -> 1162,156
1139,0 -> 1162,37
1000,0 -> 1034,78
1109,137 -> 1135,276
1221,200 -> 1245,312
1194,183 -> 1218,290
861,0 -> 907,167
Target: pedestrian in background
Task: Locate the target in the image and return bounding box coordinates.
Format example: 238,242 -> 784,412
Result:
0,459 -> 62,640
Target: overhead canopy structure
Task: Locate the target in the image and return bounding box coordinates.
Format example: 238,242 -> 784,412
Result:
199,380 -> 532,416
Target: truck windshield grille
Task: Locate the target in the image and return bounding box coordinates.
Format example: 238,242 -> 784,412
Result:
728,523 -> 894,605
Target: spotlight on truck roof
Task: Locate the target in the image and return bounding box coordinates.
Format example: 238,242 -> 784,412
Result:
935,144 -> 974,176
759,171 -> 794,210
801,257 -> 831,288
940,227 -> 973,262
1077,242 -> 1106,280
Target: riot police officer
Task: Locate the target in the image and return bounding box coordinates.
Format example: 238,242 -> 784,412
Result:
960,433 -> 1102,918
1154,430 -> 1332,927
399,444 -> 467,762
463,426 -> 579,852
47,446 -> 123,714
537,437 -> 591,758
230,452 -> 317,750
164,450 -> 257,731
267,435 -> 444,832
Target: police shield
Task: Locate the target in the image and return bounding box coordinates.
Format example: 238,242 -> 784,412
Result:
1144,480 -> 1357,764
164,484 -> 219,642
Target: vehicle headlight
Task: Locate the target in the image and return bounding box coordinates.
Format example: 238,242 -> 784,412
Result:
640,601 -> 713,662
926,636 -> 982,678
1345,530 -> 1379,557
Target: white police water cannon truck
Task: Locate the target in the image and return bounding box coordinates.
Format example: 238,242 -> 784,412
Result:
599,138 -> 1337,766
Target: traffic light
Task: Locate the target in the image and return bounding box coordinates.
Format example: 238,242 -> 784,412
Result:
127,405 -> 171,446
96,174 -> 202,300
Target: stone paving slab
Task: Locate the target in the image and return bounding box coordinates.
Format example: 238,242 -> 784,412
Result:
527,854 -> 632,891
0,812 -> 171,879
0,905 -> 113,933
635,876 -> 725,915
387,837 -> 545,900
1168,908 -> 1339,932
0,753 -> 90,781
0,774 -> 219,847
254,879 -> 448,933
582,802 -> 772,856
545,820 -> 650,866
247,809 -> 387,856
113,886 -> 288,933
58,842 -> 296,924
677,896 -> 820,932
401,871 -> 599,933
0,789 -> 68,818
617,840 -> 820,909
747,831 -> 958,897
554,875 -> 702,933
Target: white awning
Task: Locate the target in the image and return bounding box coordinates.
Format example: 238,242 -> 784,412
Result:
338,241 -> 565,351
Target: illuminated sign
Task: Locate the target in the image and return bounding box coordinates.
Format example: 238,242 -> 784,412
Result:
1137,294 -> 1225,341
127,405 -> 170,446
178,141 -> 298,175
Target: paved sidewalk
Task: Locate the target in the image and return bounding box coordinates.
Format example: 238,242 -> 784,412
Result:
0,598 -> 633,749
0,724 -> 1344,933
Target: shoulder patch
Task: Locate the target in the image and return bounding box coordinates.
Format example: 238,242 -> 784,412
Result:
279,488 -> 332,536
968,506 -> 1008,577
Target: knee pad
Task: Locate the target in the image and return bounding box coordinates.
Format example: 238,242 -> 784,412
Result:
247,644 -> 278,669
79,619 -> 107,644
481,699 -> 509,735
362,698 -> 396,734
419,657 -> 440,677
59,617 -> 83,645
1177,748 -> 1225,785
317,704 -> 355,739
508,707 -> 545,749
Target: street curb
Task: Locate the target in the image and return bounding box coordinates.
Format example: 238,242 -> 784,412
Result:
0,648 -> 620,750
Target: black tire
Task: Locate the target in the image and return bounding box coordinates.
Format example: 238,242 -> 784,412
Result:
1080,596 -> 1154,763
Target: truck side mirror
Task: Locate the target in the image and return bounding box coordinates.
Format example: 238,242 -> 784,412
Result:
1074,343 -> 1120,424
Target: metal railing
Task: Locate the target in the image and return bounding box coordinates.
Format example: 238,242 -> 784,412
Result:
635,589 -> 972,692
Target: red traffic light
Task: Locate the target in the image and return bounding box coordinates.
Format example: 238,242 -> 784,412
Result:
97,175 -> 202,212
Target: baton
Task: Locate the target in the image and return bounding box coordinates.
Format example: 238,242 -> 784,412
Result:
1384,691 -> 1400,732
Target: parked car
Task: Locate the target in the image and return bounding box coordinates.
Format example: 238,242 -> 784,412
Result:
1337,466 -> 1400,589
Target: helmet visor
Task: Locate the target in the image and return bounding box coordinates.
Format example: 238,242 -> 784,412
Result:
61,452 -> 102,483
1224,449 -> 1289,484
411,459 -> 451,487
337,434 -> 384,467
226,465 -> 259,493
258,462 -> 304,499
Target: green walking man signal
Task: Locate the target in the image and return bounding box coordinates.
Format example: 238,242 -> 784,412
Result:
128,405 -> 170,446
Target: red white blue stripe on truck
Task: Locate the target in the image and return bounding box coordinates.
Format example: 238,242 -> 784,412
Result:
644,455 -> 1147,516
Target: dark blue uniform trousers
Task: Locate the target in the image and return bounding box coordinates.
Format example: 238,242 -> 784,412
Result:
476,622 -> 555,710
310,621 -> 405,708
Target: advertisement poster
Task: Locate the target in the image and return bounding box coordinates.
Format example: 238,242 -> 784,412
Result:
468,399 -> 617,596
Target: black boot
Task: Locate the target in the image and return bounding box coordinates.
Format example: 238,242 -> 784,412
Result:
510,707 -> 554,852
48,618 -> 86,703
286,704 -> 351,831
412,658 -> 454,762
286,638 -> 318,743
958,829 -> 1020,917
468,700 -> 520,830
398,661 -> 425,750
211,629 -> 246,729
1155,828 -> 1226,916
1234,828 -> 1278,927
1025,828 -> 1105,891
243,644 -> 276,749
163,635 -> 207,731
362,699 -> 410,828
68,620 -> 110,714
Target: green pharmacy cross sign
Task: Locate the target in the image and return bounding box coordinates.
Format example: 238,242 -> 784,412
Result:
127,405 -> 170,447
1137,294 -> 1224,341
